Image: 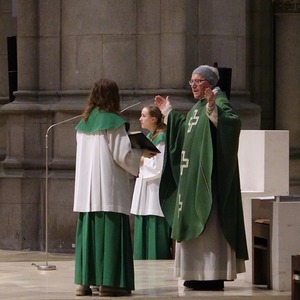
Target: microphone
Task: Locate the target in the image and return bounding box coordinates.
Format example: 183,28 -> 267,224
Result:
121,102 -> 141,113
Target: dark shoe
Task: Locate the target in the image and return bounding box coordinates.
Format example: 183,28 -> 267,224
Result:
184,280 -> 224,291
99,286 -> 131,297
75,284 -> 93,296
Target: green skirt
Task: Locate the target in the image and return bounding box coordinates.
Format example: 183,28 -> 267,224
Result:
133,215 -> 172,260
74,212 -> 134,290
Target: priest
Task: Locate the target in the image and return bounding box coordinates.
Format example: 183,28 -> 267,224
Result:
154,65 -> 248,291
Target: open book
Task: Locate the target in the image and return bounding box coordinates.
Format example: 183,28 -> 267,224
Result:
128,131 -> 161,153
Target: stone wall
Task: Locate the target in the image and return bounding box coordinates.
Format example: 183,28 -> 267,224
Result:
0,0 -> 278,252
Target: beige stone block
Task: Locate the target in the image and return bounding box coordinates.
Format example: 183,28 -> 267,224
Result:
39,37 -> 60,90
48,202 -> 77,252
2,0 -> 13,13
47,177 -> 77,252
197,35 -> 246,90
275,14 -> 300,148
161,0 -> 186,33
186,3 -> 198,34
290,158 -> 300,195
61,36 -> 103,90
7,114 -> 24,158
137,35 -> 160,88
0,177 -> 21,204
21,178 -> 41,204
39,0 -> 61,37
137,0 -> 160,33
20,203 -> 40,249
0,115 -> 7,160
17,37 -> 39,90
0,203 -> 22,248
0,16 -> 17,53
0,56 -> 8,95
17,0 -> 38,37
185,34 -> 198,80
3,112 -> 47,168
62,0 -> 136,35
103,35 -> 137,88
0,177 -> 40,250
161,34 -> 186,88
23,116 -> 44,159
53,122 -> 77,160
198,0 -> 246,36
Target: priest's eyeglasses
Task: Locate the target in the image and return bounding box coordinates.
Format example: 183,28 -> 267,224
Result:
189,79 -> 207,86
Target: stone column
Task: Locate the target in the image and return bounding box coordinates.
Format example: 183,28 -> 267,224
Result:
0,0 -> 17,160
0,1 -> 42,250
274,0 -> 300,194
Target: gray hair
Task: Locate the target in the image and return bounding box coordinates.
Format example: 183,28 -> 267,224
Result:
192,65 -> 220,88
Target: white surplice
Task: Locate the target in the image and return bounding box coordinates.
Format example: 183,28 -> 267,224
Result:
73,125 -> 143,214
130,141 -> 165,217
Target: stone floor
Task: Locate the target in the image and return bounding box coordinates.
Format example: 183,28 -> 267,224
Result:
0,250 -> 292,299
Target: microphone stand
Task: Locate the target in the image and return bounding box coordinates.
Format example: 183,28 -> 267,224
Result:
32,114 -> 81,271
32,101 -> 140,271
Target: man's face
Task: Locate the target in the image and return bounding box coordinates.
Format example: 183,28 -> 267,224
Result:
189,73 -> 212,100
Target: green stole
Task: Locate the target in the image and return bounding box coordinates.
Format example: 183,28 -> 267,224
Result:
146,131 -> 166,146
159,92 -> 248,260
75,108 -> 128,133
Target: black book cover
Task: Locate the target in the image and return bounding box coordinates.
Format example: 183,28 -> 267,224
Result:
128,131 -> 161,153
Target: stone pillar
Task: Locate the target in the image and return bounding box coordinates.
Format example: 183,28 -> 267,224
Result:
0,0 -> 17,160
0,0 -> 79,252
274,1 -> 300,194
0,0 -> 42,251
249,0 -> 274,130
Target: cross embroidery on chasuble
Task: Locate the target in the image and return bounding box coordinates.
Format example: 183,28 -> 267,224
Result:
180,150 -> 189,175
178,194 -> 182,218
178,110 -> 200,218
178,151 -> 189,218
187,109 -> 199,133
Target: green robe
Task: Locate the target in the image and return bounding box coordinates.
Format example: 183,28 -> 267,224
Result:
159,91 -> 248,260
74,107 -> 137,290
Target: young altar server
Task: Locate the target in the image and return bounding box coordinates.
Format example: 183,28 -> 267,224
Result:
73,78 -> 155,296
131,105 -> 172,259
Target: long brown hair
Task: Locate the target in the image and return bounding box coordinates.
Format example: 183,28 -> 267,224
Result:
82,78 -> 120,121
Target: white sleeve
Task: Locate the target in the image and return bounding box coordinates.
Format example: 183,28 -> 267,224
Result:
162,105 -> 172,124
107,125 -> 143,176
140,142 -> 165,181
206,103 -> 218,127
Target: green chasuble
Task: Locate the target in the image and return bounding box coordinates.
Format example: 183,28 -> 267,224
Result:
76,108 -> 128,133
159,91 -> 248,260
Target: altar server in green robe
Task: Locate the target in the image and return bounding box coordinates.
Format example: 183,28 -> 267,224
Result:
131,105 -> 172,260
73,78 -> 155,296
154,65 -> 248,291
